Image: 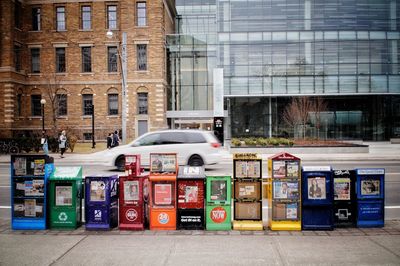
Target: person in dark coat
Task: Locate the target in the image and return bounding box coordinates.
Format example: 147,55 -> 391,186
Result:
107,133 -> 113,149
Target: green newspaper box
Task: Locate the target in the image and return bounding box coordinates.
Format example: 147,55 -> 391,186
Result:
206,176 -> 232,230
49,166 -> 83,229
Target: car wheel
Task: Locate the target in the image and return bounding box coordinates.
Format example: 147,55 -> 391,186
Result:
188,155 -> 204,166
115,155 -> 125,171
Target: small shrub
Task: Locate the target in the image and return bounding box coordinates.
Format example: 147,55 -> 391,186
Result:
268,138 -> 280,146
243,137 -> 257,146
68,135 -> 78,152
256,137 -> 268,146
231,138 -> 241,147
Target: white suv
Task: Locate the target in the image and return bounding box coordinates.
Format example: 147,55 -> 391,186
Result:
105,129 -> 224,171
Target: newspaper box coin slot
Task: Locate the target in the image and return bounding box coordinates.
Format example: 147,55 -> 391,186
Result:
11,155 -> 54,230
49,166 -> 83,229
355,168 -> 385,228
333,170 -> 356,227
149,153 -> 178,230
301,166 -> 334,230
206,176 -> 232,230
85,175 -> 119,230
177,166 -> 206,230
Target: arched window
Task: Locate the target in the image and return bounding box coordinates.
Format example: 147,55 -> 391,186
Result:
137,87 -> 148,115
107,87 -> 119,115
81,88 -> 93,115
56,88 -> 68,116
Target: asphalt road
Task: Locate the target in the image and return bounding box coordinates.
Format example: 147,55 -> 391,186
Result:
1,159 -> 399,220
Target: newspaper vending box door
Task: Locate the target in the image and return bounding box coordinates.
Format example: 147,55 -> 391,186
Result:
301,166 -> 334,230
333,170 -> 356,227
177,166 -> 206,230
268,152 -> 301,231
119,175 -> 149,230
356,169 -> 385,228
206,175 -> 232,230
11,155 -> 54,230
85,175 -> 119,230
49,166 -> 83,229
149,153 -> 178,230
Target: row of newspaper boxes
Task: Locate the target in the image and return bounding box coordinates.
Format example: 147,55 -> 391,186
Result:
10,153 -> 385,231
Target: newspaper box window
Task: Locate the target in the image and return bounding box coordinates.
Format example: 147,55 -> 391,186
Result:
355,169 -> 385,228
233,153 -> 263,231
119,154 -> 149,230
268,152 -> 301,231
177,166 -> 206,230
206,175 -> 232,230
49,167 -> 83,229
149,153 -> 177,230
301,166 -> 334,230
85,175 -> 119,230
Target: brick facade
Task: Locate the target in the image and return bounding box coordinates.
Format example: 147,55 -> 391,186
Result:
0,0 -> 176,142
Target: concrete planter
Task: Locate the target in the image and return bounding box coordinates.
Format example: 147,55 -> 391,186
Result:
229,144 -> 369,154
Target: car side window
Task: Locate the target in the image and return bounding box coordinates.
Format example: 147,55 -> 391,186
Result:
135,133 -> 161,146
160,132 -> 186,145
186,132 -> 206,143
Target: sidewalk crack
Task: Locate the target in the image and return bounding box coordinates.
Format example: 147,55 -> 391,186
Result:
48,235 -> 88,266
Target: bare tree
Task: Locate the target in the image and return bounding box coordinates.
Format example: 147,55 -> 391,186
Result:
283,97 -> 314,139
42,73 -> 65,137
312,97 -> 328,139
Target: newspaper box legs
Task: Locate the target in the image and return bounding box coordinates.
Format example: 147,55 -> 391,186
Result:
302,166 -> 334,230
356,169 -> 385,228
49,167 -> 83,229
206,176 -> 232,230
149,153 -> 178,230
85,175 -> 119,230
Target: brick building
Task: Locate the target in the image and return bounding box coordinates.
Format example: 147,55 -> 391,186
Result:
0,0 -> 176,142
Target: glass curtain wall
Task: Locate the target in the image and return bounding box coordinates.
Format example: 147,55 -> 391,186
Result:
170,0 -> 400,140
167,0 -> 217,111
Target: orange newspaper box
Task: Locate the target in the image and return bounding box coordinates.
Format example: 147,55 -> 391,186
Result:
149,153 -> 178,230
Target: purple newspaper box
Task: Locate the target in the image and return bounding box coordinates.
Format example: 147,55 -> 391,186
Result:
85,175 -> 118,230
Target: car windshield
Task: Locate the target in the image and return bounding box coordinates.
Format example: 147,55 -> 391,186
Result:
133,133 -> 161,146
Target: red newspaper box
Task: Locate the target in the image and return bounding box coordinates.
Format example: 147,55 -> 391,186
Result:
149,153 -> 177,230
119,155 -> 149,230
125,155 -> 142,177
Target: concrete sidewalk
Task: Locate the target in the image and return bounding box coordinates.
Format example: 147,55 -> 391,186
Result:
0,219 -> 399,265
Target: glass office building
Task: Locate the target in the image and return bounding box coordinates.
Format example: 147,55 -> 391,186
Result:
167,0 -> 400,140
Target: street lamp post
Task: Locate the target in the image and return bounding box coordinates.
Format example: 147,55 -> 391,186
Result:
90,104 -> 96,149
40,98 -> 46,132
107,29 -> 127,144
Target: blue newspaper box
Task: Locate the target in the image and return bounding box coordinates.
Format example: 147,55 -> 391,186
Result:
85,175 -> 118,230
302,166 -> 334,230
11,155 -> 54,230
356,168 -> 385,228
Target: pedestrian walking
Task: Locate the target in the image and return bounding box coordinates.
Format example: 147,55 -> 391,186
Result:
107,133 -> 113,149
112,130 -> 120,147
59,130 -> 67,158
41,130 -> 48,155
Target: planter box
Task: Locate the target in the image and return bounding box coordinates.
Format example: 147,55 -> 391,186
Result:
230,145 -> 369,154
